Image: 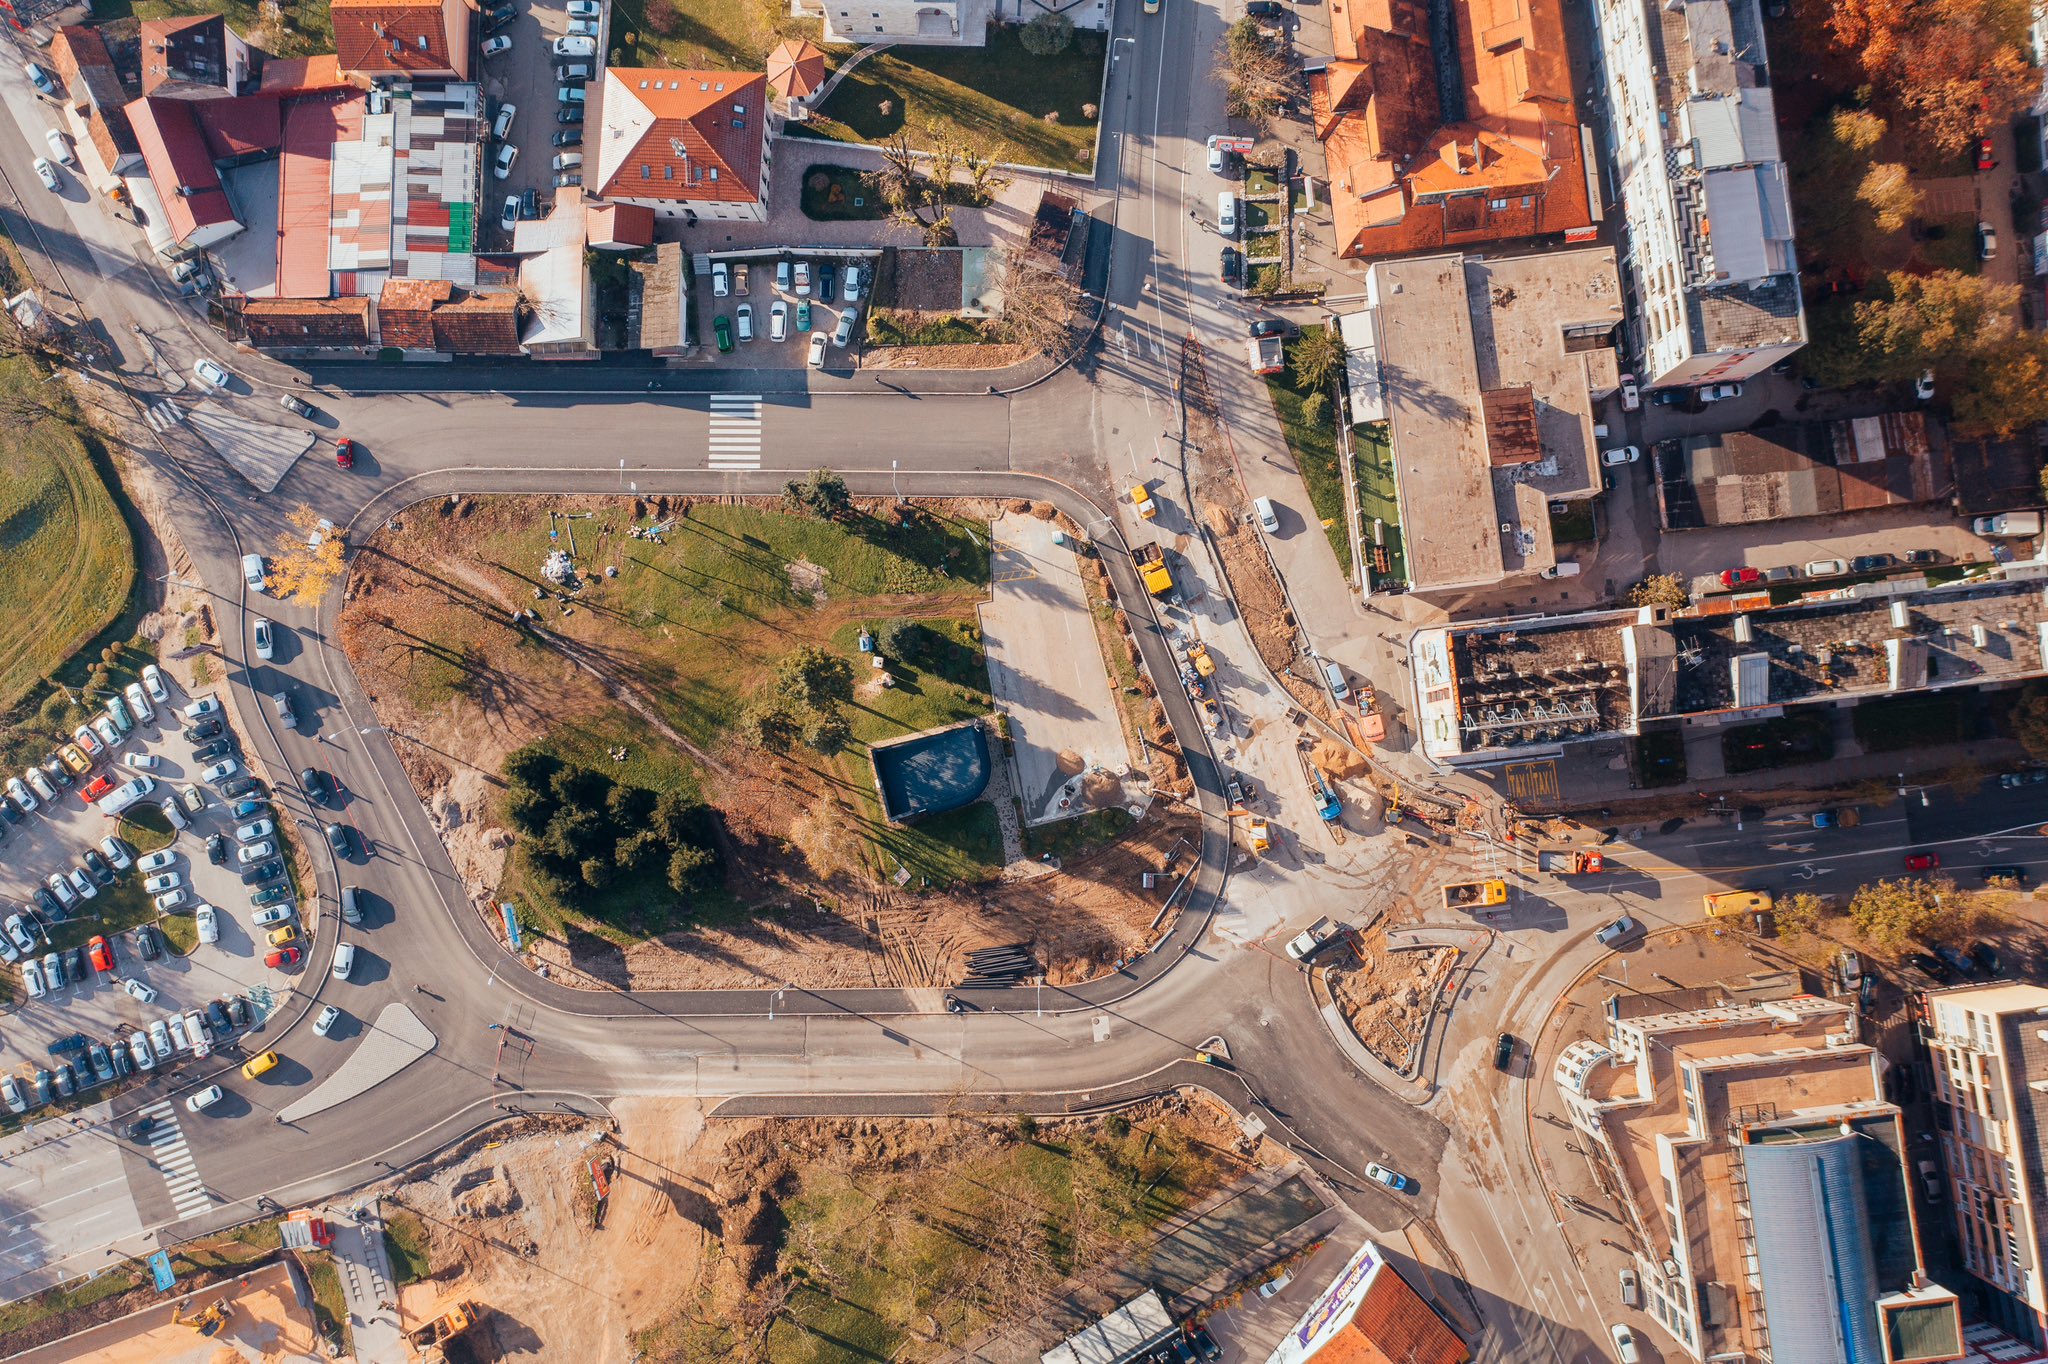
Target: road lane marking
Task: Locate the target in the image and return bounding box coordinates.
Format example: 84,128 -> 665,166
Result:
707,392 -> 762,470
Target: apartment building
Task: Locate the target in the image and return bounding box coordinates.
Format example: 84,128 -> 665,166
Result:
1594,0 -> 1805,388
1922,983 -> 2048,1346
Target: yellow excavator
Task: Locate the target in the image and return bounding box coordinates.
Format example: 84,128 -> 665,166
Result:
170,1296 -> 232,1336
409,1300 -> 484,1361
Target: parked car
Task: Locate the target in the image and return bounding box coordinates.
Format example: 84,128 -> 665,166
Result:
769,299 -> 788,342
1805,558 -> 1847,577
192,358 -> 231,390
1697,381 -> 1743,402
252,905 -> 295,928
807,331 -> 828,368
314,1005 -> 342,1037
1980,221 -> 1998,259
482,33 -> 512,55
735,303 -> 753,342
1596,915 -> 1640,947
200,759 -> 240,783
31,157 -> 58,192
301,768 -> 335,805
1718,566 -> 1761,588
196,905 -> 218,944
493,143 -> 518,180
23,61 -> 57,96
236,818 -> 275,843
1364,1162 -> 1409,1191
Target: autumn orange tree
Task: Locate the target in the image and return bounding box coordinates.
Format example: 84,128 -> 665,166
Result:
268,504 -> 345,602
1819,0 -> 2034,154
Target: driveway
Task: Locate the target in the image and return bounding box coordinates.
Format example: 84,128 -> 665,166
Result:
979,512 -> 1134,822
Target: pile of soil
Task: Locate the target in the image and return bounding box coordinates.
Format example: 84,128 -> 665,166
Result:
1328,919 -> 1455,1070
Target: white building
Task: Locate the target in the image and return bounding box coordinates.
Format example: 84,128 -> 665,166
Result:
790,0 -> 1106,46
1595,0 -> 1806,389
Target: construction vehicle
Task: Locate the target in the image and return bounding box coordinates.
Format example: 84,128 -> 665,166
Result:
1441,878 -> 1508,910
409,1301 -> 484,1360
1537,847 -> 1605,875
1298,752 -> 1342,826
1184,638 -> 1216,678
1247,815 -> 1270,852
171,1297 -> 233,1337
1131,485 -> 1158,519
1356,683 -> 1386,744
1133,543 -> 1175,597
1811,807 -> 1860,829
1703,890 -> 1772,919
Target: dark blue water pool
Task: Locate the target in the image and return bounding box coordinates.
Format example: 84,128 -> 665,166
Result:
871,721 -> 991,824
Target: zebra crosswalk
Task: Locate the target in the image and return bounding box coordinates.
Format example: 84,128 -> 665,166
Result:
707,392 -> 763,470
135,1099 -> 213,1220
142,399 -> 184,434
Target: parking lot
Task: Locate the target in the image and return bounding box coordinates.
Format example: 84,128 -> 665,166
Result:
700,252 -> 870,371
0,658 -> 312,1115
477,0 -> 595,244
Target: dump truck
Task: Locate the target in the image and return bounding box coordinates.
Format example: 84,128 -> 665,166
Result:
1247,330 -> 1284,376
1442,878 -> 1508,909
1356,683 -> 1387,744
1130,485 -> 1158,519
1298,752 -> 1342,825
1133,543 -> 1175,596
1247,815 -> 1270,852
1537,847 -> 1605,875
1703,890 -> 1772,919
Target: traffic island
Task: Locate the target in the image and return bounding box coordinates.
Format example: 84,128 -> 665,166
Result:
277,1004 -> 435,1124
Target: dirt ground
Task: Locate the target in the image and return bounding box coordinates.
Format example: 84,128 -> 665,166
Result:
338,494 -> 1187,991
384,1096 -> 1249,1364
868,341 -> 1032,370
7,1263 -> 319,1364
1327,917 -> 1454,1070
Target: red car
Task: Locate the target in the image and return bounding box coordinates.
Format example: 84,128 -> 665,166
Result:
1905,852 -> 1941,872
1719,567 -> 1762,589
335,438 -> 355,470
87,935 -> 113,973
265,947 -> 302,969
80,774 -> 114,802
1979,136 -> 1996,171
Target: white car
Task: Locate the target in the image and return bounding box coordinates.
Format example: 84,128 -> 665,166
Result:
142,665 -> 170,704
493,101 -> 516,139
138,849 -> 177,873
493,143 -> 518,180
566,0 -> 602,14
1805,558 -> 1847,578
501,193 -> 520,233
46,874 -> 75,908
769,300 -> 788,342
24,767 -> 54,801
236,818 -> 275,843
22,960 -> 44,999
1609,1323 -> 1641,1363
31,157 -> 57,192
124,752 -> 159,772
332,943 -> 357,980
237,839 -> 276,864
736,303 -> 753,342
1217,191 -> 1238,236
67,869 -> 96,901
195,905 -> 218,944
565,15 -> 598,34
1617,373 -> 1640,411
251,905 -> 294,928
843,265 -> 862,304
186,1084 -> 223,1113
1697,381 -> 1742,402
155,887 -> 188,913
1207,136 -> 1225,172
314,1004 -> 341,1037
1364,1161 -> 1409,1191
99,835 -> 132,870
129,1031 -> 155,1070
253,618 -> 274,660
1915,369 -> 1936,401
551,34 -> 595,56
123,978 -> 158,1004
147,1020 -> 173,1060
482,33 -> 513,55
832,310 -> 856,348
201,759 -> 240,783
44,128 -> 73,165
124,681 -> 155,724
169,1017 -> 190,1052
183,696 -> 220,720
807,331 -> 828,369
6,777 -> 35,813
1600,446 -> 1640,467
4,916 -> 35,953
143,872 -> 182,896
91,715 -> 121,749
793,261 -> 811,296
712,262 -> 730,297
192,358 -> 231,390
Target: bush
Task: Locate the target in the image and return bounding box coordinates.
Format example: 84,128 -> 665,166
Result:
1020,11 -> 1073,54
874,618 -> 927,661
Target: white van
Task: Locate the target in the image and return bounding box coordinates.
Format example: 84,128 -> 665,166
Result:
98,776 -> 157,817
1217,191 -> 1238,237
1539,560 -> 1581,580
1254,496 -> 1279,534
1322,661 -> 1350,702
241,552 -> 268,593
551,34 -> 595,57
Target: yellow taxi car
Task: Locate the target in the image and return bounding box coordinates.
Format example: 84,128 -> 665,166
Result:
241,1050 -> 280,1080
58,744 -> 91,775
267,924 -> 300,947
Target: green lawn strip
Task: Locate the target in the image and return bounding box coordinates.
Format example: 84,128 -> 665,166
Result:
1264,344 -> 1353,577
867,312 -> 993,346
1246,262 -> 1284,293
382,1210 -> 432,1284
1022,806 -> 1133,860
1245,167 -> 1278,196
303,1256 -> 351,1354
0,1221 -> 279,1339
608,0 -> 822,70
1352,426 -> 1407,586
805,28 -> 1103,173
1244,234 -> 1282,260
0,361 -> 136,714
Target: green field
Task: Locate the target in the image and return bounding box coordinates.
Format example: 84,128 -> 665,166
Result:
0,361 -> 135,713
1264,330 -> 1354,577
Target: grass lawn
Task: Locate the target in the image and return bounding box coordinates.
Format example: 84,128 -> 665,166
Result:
1245,234 -> 1282,260
1243,202 -> 1272,230
1245,167 -> 1278,197
0,360 -> 135,714
1022,806 -> 1133,860
1548,500 -> 1596,545
119,803 -> 176,855
1353,426 -> 1407,587
1265,329 -> 1353,577
804,28 -> 1104,173
762,1117 -> 1233,1361
304,1257 -> 350,1354
799,164 -> 888,221
1246,262 -> 1284,293
0,1221 -> 279,1338
382,1210 -> 432,1284
608,0 -> 821,71
1920,215 -> 1982,275
110,0 -> 333,57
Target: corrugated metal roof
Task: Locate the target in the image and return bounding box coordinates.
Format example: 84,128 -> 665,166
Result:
1747,1134 -> 1884,1364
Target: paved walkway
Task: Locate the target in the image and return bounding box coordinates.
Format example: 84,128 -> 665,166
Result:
277,1005 -> 435,1122
325,1199 -> 405,1364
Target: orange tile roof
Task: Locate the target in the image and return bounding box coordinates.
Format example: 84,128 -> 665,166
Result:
431,291 -> 522,355
767,39 -> 826,99
1315,0 -> 1592,260
377,277 -> 453,349
595,69 -> 767,205
260,55 -> 349,95
333,0 -> 466,78
243,297 -> 372,348
1300,1267 -> 1470,1364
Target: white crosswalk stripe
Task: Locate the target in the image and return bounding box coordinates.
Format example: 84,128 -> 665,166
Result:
707,392 -> 762,470
143,400 -> 183,434
137,1100 -> 214,1218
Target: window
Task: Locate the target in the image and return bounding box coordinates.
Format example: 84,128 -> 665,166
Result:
1489,198 -> 1507,210
664,165 -> 673,179
641,165 -> 652,178
709,168 -> 719,180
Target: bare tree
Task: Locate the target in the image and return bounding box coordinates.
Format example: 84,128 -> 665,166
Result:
960,134 -> 1011,206
865,131 -> 957,247
995,245 -> 1080,356
1218,17 -> 1295,126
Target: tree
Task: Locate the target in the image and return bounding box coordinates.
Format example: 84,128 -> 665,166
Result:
959,136 -> 1010,206
873,618 -> 926,661
616,828 -> 664,873
1289,326 -> 1345,394
645,0 -> 684,36
1855,162 -> 1920,232
666,841 -> 717,894
579,856 -> 616,890
269,504 -> 347,603
994,245 -> 1080,355
1629,574 -> 1689,610
1821,0 -> 2036,155
801,708 -> 853,755
1855,270 -> 2020,374
781,467 -> 851,521
1019,11 -> 1074,54
543,806 -> 607,862
550,763 -> 612,810
1950,331 -> 2048,438
777,646 -> 855,713
865,132 -> 957,248
1773,891 -> 1832,941
2013,681 -> 2048,762
1848,875 -> 1966,951
1217,18 -> 1294,127
505,748 -> 564,792
742,701 -> 800,753
1299,390 -> 1329,428
505,784 -> 554,836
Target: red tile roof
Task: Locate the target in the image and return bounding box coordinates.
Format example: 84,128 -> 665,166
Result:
766,39 -> 825,100
124,97 -> 238,244
1314,0 -> 1592,260
52,27 -> 139,169
260,55 -> 349,95
377,278 -> 452,349
195,95 -> 282,160
586,202 -> 655,247
1308,1266 -> 1470,1364
243,296 -> 372,348
431,291 -> 523,355
51,23 -> 114,82
594,69 -> 767,205
333,0 -> 467,78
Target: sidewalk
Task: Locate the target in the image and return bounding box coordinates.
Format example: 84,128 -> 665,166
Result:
324,1199 -> 406,1364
